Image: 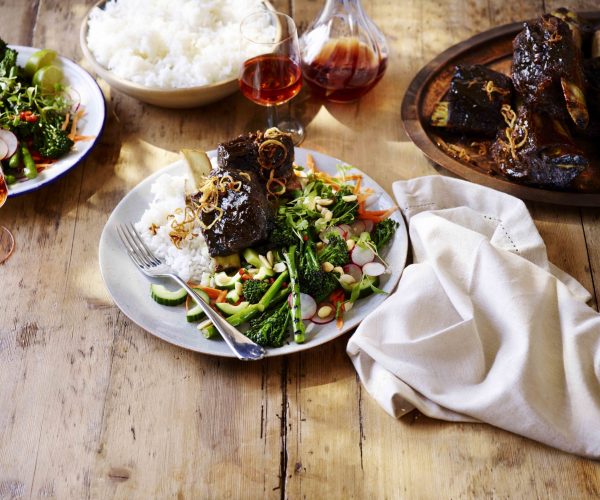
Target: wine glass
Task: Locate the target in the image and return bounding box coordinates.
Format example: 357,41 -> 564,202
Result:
0,166 -> 15,264
239,10 -> 304,144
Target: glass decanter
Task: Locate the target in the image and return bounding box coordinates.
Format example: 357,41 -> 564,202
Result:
299,0 -> 388,103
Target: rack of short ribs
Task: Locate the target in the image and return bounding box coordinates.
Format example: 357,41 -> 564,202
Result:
431,8 -> 600,190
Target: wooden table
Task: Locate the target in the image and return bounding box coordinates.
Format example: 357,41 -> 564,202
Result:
1,0 -> 599,497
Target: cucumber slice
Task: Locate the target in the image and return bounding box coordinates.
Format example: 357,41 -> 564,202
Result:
216,301 -> 250,316
213,271 -> 242,290
226,289 -> 240,304
150,284 -> 188,306
340,275 -> 379,299
253,266 -> 275,281
186,288 -> 210,322
186,304 -> 206,322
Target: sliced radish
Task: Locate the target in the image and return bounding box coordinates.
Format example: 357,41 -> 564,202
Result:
343,263 -> 363,283
311,302 -> 335,324
339,224 -> 352,238
351,245 -> 375,266
362,219 -> 374,233
362,262 -> 386,277
331,225 -> 348,238
350,220 -> 365,236
0,138 -> 8,160
365,191 -> 382,207
288,292 -> 317,320
64,87 -> 81,112
0,130 -> 18,158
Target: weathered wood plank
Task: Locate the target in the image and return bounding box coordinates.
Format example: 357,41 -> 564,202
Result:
1,0 -> 599,498
287,0 -> 600,498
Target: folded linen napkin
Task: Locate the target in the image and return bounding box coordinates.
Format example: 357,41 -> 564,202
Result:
347,176 -> 600,459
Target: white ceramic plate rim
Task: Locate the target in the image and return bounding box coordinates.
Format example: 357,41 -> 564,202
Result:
7,45 -> 106,197
99,148 -> 408,358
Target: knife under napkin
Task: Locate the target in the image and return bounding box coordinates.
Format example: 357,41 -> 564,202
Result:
347,175 -> 600,459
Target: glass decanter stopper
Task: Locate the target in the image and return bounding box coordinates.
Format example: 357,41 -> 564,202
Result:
300,0 -> 388,103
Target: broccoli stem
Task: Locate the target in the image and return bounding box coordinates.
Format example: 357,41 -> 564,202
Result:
304,242 -> 320,270
201,271 -> 290,339
259,270 -> 289,308
284,245 -> 306,344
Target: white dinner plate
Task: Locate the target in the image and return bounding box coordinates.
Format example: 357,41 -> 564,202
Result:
99,148 -> 408,358
7,45 -> 106,197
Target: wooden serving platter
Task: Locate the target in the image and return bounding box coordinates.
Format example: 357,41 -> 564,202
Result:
401,12 -> 600,207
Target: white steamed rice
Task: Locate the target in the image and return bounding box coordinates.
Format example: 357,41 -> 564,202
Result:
135,174 -> 212,282
86,0 -> 273,88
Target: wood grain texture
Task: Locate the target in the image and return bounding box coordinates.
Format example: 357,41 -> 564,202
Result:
0,0 -> 599,498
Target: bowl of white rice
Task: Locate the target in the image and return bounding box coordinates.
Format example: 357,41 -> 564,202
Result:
80,0 -> 275,108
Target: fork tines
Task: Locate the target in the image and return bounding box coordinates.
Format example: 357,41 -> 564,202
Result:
117,223 -> 161,269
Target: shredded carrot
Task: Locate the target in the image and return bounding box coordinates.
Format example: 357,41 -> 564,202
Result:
198,286 -> 225,299
215,290 -> 228,304
306,153 -> 316,172
335,301 -> 346,330
353,176 -> 362,195
360,208 -> 390,216
68,109 -> 85,141
73,135 -> 95,142
356,190 -> 374,204
35,160 -> 55,168
329,289 -> 345,305
61,112 -> 70,131
358,206 -> 399,223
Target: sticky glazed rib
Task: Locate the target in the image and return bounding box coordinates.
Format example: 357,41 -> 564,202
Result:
193,167 -> 275,257
491,105 -> 588,188
430,64 -> 513,136
217,128 -> 295,185
512,14 -> 589,130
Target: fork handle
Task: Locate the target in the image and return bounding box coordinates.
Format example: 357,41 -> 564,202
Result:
169,275 -> 265,360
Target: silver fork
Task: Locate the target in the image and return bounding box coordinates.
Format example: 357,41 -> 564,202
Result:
117,223 -> 265,361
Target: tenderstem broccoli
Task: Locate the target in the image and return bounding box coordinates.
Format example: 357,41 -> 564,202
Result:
269,216 -> 298,248
242,279 -> 270,304
201,270 -> 289,339
283,245 -> 305,344
245,301 -> 290,347
330,185 -> 358,225
371,218 -> 399,250
299,242 -> 339,303
317,232 -> 350,268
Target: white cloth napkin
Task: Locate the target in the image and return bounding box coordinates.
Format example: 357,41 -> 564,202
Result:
347,175 -> 600,459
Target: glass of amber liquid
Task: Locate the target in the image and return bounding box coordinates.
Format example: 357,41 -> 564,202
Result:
239,10 -> 304,144
0,166 -> 15,264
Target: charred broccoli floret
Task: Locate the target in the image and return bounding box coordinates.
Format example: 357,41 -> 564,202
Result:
242,279 -> 270,304
371,218 -> 399,250
245,301 -> 290,347
317,232 -> 350,267
269,216 -> 298,248
299,242 -> 338,302
330,185 -> 358,225
33,115 -> 74,159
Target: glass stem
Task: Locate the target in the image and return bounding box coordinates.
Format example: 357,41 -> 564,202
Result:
267,105 -> 278,129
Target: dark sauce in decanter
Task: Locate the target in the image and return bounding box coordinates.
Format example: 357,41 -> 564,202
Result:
302,37 -> 387,102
